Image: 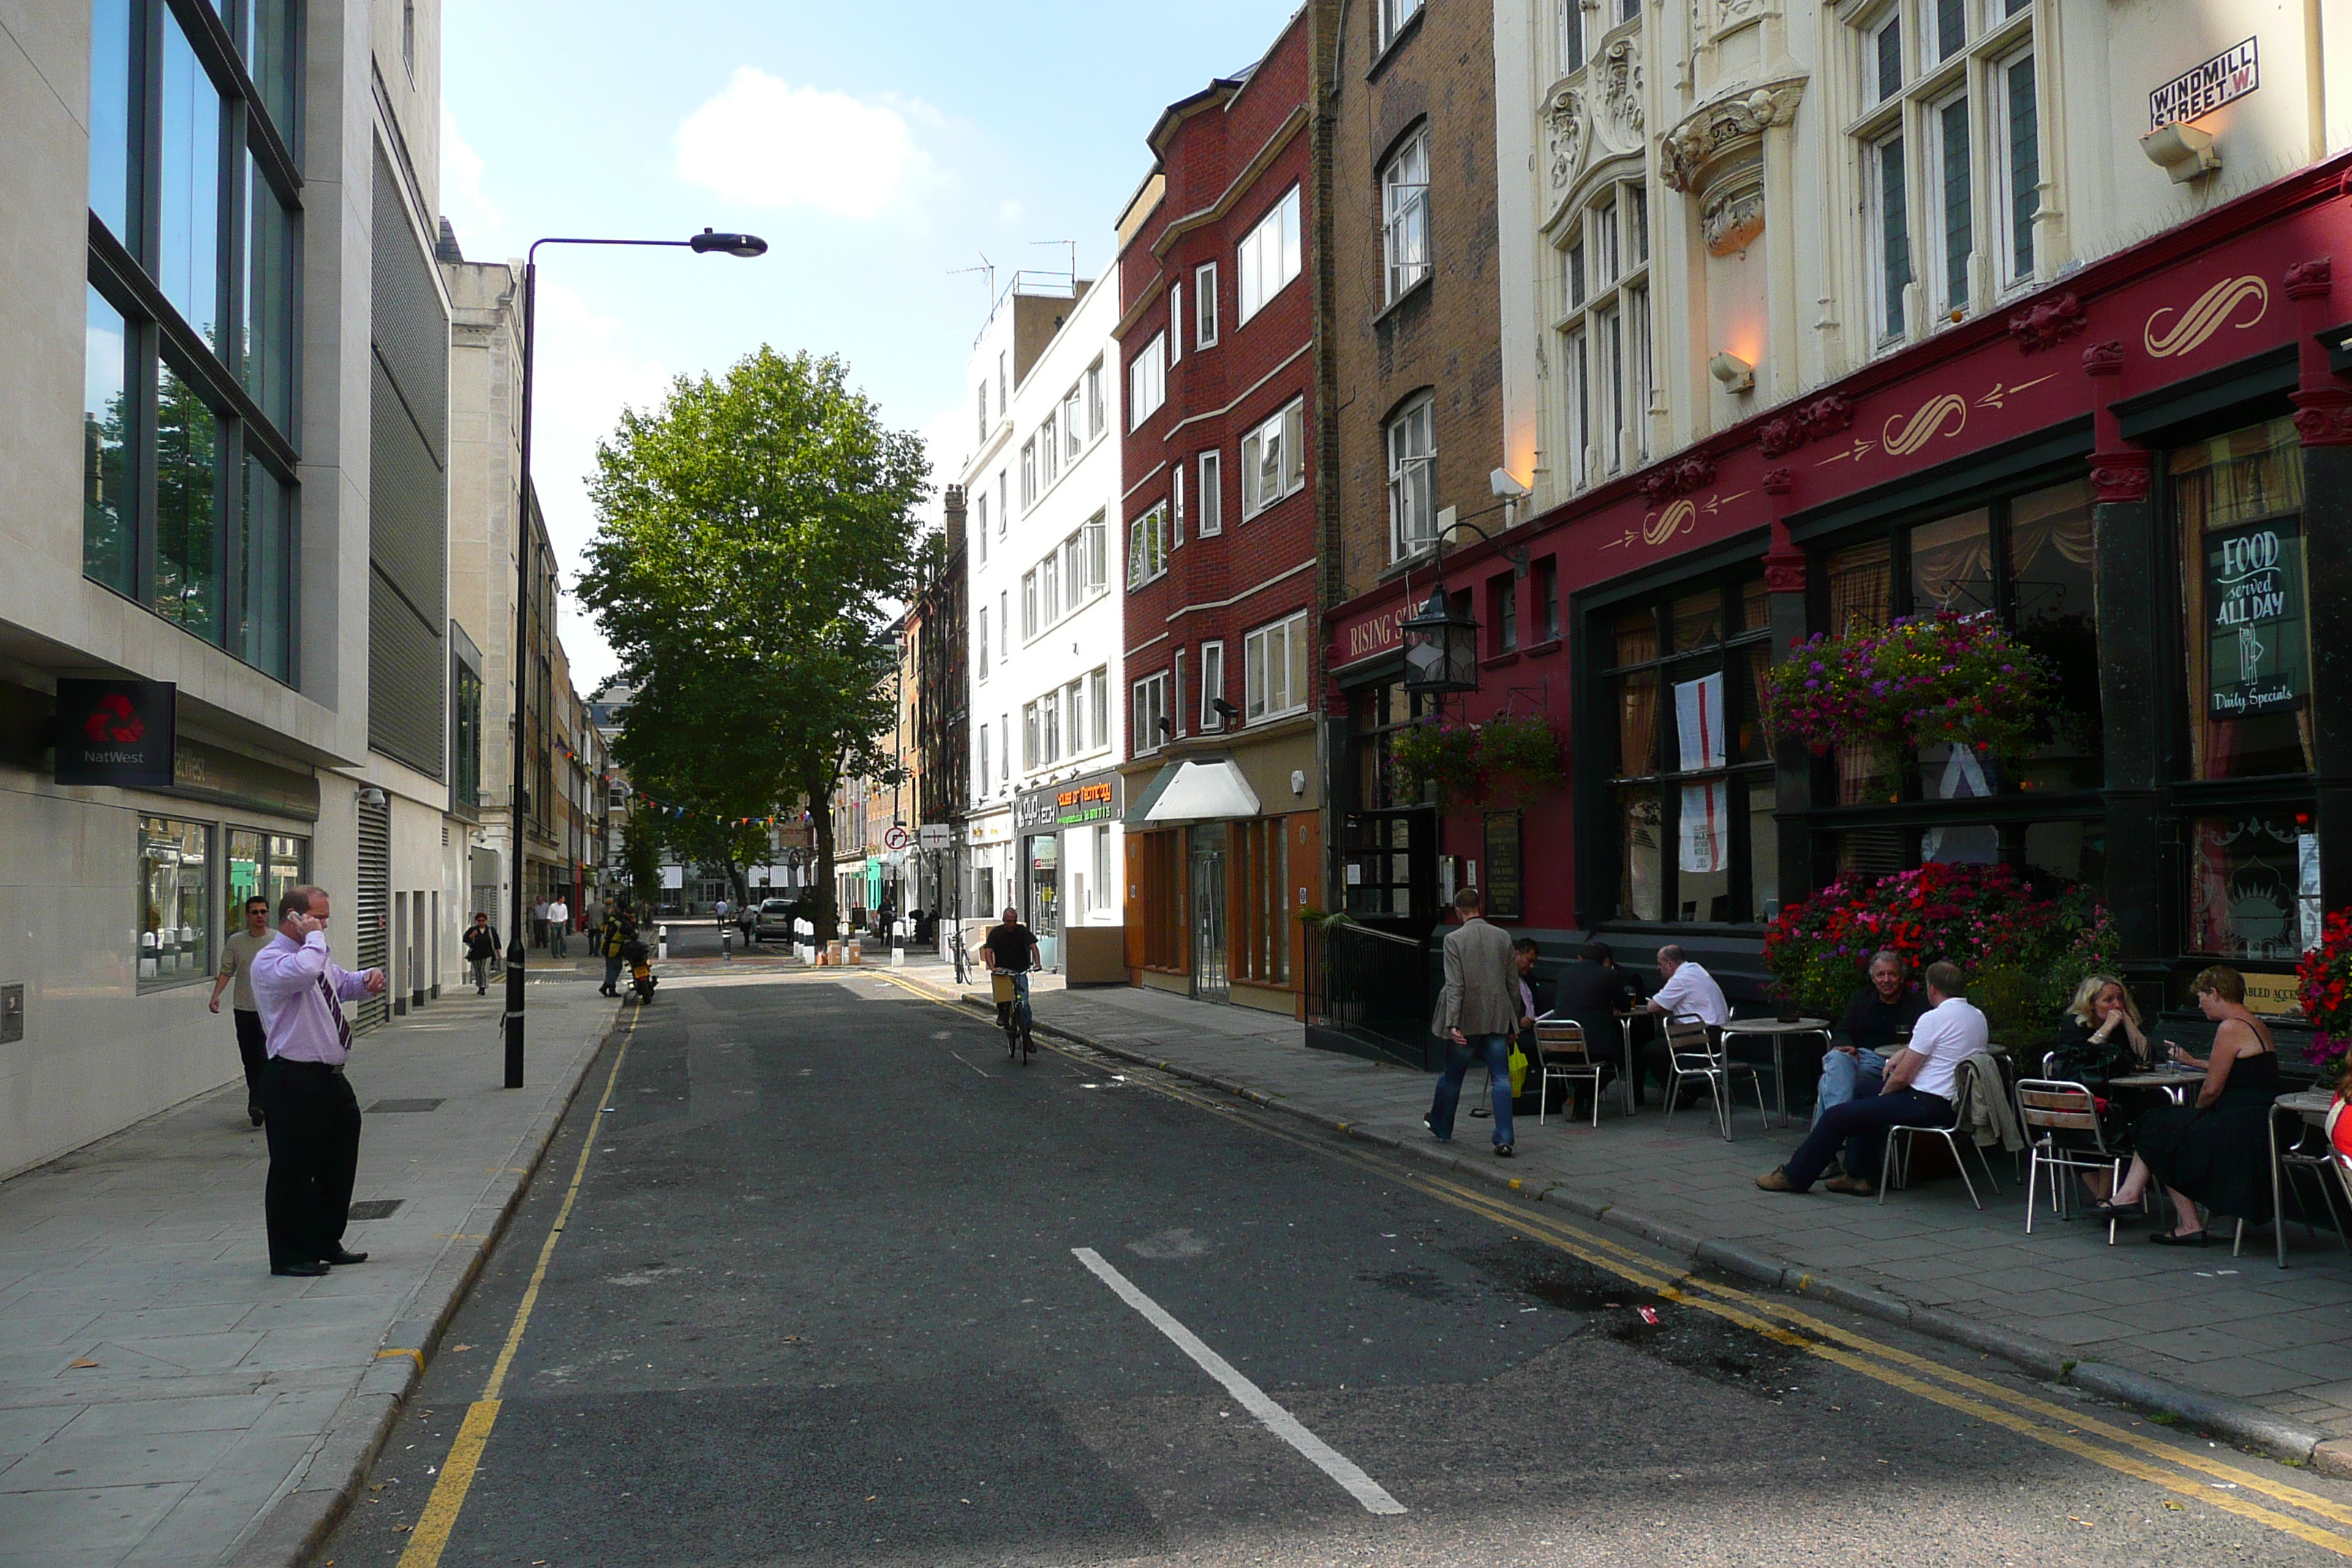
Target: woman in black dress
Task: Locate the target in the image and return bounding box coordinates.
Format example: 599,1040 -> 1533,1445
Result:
2092,965 -> 2280,1245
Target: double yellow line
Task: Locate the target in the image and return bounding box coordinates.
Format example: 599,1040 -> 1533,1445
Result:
396,1011 -> 639,1568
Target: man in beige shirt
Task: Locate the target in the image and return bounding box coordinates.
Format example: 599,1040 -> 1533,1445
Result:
1425,885 -> 1523,1156
208,895 -> 274,1127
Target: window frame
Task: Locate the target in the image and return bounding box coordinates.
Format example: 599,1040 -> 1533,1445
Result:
1386,392 -> 1436,561
1236,184 -> 1303,325
1381,127 -> 1431,304
1127,501 -> 1171,589
1194,262 -> 1219,347
1377,0 -> 1424,53
1132,670 -> 1172,756
1552,178 -> 1650,491
1197,450 -> 1224,538
1243,610 -> 1311,723
1200,639 -> 1227,731
1240,396 -> 1308,521
1128,332 -> 1166,429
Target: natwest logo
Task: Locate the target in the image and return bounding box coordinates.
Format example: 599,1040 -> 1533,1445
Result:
83,693 -> 145,745
55,679 -> 176,788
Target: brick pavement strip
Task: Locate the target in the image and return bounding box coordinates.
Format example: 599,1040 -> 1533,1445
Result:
0,964 -> 619,1568
888,961 -> 2352,1473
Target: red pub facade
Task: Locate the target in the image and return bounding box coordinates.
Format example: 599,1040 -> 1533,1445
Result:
1324,154 -> 2352,1027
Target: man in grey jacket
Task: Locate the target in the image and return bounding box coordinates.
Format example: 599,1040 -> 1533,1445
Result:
1425,885 -> 1523,1156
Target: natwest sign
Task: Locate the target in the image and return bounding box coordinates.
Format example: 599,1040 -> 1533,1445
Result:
54,679 -> 176,788
1331,595 -> 1417,671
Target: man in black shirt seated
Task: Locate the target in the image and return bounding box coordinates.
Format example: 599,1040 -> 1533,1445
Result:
1548,941 -> 1639,1109
1810,947 -> 1930,1126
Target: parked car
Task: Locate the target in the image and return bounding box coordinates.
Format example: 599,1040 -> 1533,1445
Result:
751,899 -> 795,941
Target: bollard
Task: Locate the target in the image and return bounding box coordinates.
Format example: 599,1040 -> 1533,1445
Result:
656,923 -> 668,960
891,943 -> 905,968
721,926 -> 734,961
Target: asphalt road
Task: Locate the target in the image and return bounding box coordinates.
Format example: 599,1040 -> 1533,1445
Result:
324,960 -> 2352,1567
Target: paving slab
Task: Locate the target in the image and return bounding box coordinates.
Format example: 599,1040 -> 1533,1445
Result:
0,959 -> 619,1565
903,965 -> 2352,1446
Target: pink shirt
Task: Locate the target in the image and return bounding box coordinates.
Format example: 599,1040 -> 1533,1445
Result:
249,931 -> 370,1065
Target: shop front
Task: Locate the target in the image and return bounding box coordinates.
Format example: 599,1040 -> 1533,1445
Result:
1012,769 -> 1123,976
1121,723 -> 1323,1017
1324,154 -> 2352,1033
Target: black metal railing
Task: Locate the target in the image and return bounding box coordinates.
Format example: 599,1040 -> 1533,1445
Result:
1305,919 -> 1436,1070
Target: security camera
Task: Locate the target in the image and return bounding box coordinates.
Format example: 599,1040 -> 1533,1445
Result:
1489,467 -> 1530,500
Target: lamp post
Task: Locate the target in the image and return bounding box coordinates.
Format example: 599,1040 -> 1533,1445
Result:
505,227 -> 766,1089
1400,586 -> 1481,696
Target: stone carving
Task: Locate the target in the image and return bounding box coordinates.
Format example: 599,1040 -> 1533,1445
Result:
1757,393 -> 1853,458
1545,87 -> 1588,193
1763,552 -> 1807,593
2081,339 -> 2125,377
2005,293 -> 2086,354
1636,455 -> 1717,505
1661,79 -> 1806,194
2291,390 -> 2352,446
1701,176 -> 1765,256
1716,0 -> 1768,23
1594,38 -> 1644,156
1761,467 -> 1795,495
2283,257 -> 2334,301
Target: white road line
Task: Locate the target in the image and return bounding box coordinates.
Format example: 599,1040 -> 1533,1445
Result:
1070,1247 -> 1407,1516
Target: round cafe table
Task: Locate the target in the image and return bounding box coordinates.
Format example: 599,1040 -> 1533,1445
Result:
1719,1017 -> 1832,1126
2108,1068 -> 2209,1107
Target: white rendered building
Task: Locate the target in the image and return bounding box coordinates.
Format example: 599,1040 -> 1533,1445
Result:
958,273 -> 1125,971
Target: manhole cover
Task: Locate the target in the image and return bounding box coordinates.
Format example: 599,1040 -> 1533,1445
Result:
345,1199 -> 404,1221
367,1098 -> 444,1113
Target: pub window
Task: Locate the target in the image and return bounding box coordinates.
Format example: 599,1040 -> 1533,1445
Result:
1490,570 -> 1517,654
1534,556 -> 1561,642
1814,475 -> 2100,810
1598,576 -> 1776,924
1350,676 -> 1431,815
2188,812 -> 2318,962
2174,416 -> 2310,783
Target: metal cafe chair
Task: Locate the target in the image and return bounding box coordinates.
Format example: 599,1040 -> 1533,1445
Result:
2016,1078 -> 2129,1245
1661,1014 -> 1767,1143
1535,1021 -> 1607,1128
2270,1096 -> 2352,1268
1878,1057 -> 2004,1211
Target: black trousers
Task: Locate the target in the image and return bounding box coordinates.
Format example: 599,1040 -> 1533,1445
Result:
232,1009 -> 268,1112
261,1059 -> 362,1268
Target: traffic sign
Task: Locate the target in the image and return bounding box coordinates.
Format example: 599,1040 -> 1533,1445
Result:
881,825 -> 913,852
917,823 -> 952,851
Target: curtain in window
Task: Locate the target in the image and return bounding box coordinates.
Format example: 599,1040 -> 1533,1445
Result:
1826,539 -> 1892,630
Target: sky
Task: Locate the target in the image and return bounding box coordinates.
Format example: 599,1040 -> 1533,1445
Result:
440,0 -> 1303,693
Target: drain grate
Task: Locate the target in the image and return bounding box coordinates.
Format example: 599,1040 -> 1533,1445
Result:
344,1199 -> 404,1221
366,1098 -> 444,1114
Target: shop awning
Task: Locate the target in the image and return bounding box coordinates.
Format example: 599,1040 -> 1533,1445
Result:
1124,759 -> 1262,825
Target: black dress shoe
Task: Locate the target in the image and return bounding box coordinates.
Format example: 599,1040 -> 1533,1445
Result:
323,1248 -> 369,1265
248,1104 -> 265,1127
271,1260 -> 330,1277
1495,1144 -> 1515,1158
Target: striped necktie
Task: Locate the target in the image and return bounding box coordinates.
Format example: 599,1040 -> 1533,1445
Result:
317,970 -> 352,1055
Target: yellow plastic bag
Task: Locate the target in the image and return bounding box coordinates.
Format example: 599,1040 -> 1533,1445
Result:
1508,1043 -> 1529,1097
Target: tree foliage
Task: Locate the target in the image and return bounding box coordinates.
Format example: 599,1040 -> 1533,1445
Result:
576,348 -> 928,938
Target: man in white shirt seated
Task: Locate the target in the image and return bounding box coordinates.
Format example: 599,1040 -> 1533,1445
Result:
1757,960 -> 1987,1196
1635,944 -> 1730,1107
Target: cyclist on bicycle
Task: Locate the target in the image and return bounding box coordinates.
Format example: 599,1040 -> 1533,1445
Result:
979,905 -> 1040,1034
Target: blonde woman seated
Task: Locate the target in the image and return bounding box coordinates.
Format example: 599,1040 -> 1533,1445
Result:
2048,975 -> 2152,1199
2090,966 -> 2281,1247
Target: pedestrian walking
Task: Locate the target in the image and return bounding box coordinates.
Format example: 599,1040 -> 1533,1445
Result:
713,895 -> 731,934
530,897 -> 548,951
582,893 -> 604,932
208,895 -> 276,1127
1425,886 -> 1521,1157
461,912 -> 499,995
249,885 -> 387,1278
595,905 -> 636,996
546,894 -> 570,959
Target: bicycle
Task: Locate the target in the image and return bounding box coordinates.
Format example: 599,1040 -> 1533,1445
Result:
992,967 -> 1035,1063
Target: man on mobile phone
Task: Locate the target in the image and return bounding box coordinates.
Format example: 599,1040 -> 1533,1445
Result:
249,886 -> 387,1278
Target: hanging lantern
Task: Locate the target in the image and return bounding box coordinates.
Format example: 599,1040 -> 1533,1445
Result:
1401,586 -> 1480,694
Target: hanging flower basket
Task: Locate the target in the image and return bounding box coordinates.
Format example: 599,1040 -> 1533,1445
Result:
2297,908 -> 2352,1090
1763,611 -> 2051,773
1392,716 -> 1485,802
1478,712 -> 1565,801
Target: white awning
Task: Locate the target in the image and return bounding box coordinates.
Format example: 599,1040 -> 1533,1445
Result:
1136,759 -> 1262,823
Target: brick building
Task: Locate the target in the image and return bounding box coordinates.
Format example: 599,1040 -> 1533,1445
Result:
1115,6 -> 1333,1014
1322,0 -> 1507,937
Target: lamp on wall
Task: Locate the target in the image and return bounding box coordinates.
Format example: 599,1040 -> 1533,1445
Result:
2141,122 -> 2220,183
1401,587 -> 1480,695
1708,351 -> 1756,394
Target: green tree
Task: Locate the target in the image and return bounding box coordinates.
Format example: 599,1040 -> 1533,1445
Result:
619,807 -> 664,911
578,348 -> 927,940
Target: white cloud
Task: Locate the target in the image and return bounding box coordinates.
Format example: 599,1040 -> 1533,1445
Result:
674,68 -> 933,220
440,107 -> 504,257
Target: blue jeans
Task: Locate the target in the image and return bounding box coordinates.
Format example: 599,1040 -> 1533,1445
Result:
1784,1085 -> 1953,1189
1813,1047 -> 1884,1124
1429,1033 -> 1515,1147
995,970 -> 1030,1030
603,956 -> 623,992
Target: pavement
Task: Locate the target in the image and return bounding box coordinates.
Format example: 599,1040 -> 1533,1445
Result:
0,949 -> 622,1568
321,955 -> 2352,1567
883,961 -> 2352,1466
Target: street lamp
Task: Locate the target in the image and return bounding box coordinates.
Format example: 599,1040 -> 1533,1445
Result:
505,227 -> 767,1088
